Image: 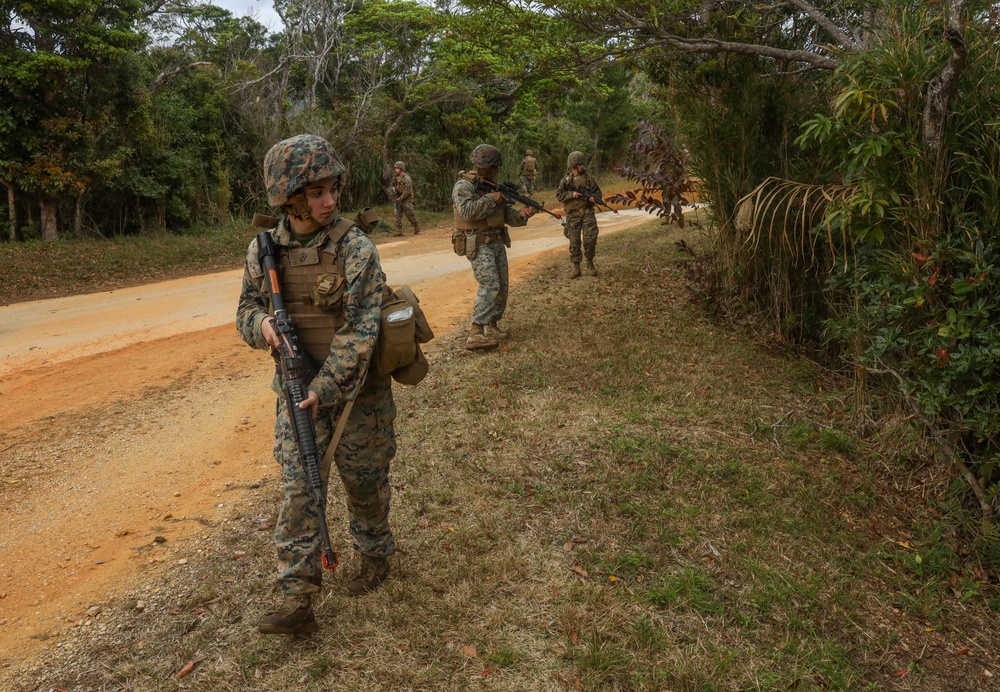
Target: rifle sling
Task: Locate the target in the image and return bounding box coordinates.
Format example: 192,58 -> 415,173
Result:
320,398 -> 355,481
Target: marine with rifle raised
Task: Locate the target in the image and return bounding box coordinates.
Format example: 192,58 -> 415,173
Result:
451,143 -> 537,351
556,151 -> 604,279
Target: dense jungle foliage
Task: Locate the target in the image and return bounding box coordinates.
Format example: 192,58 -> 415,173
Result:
5,2 -> 1000,553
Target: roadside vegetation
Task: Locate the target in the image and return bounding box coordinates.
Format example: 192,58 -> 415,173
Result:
14,221 -> 997,691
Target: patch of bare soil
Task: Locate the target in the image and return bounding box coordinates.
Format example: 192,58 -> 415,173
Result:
0,214 -> 658,668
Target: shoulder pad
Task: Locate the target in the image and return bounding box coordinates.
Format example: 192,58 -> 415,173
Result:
246,237 -> 264,279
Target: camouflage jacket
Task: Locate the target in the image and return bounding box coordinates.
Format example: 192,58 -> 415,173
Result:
452,175 -> 530,226
394,172 -> 413,203
236,216 -> 391,409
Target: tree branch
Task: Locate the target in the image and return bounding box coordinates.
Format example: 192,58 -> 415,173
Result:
149,62 -> 211,95
785,0 -> 859,51
615,10 -> 840,69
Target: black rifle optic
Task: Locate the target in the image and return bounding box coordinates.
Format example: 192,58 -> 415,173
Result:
257,231 -> 339,573
564,182 -> 618,214
475,179 -> 562,220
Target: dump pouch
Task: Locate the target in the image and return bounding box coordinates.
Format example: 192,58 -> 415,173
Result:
391,343 -> 429,385
452,229 -> 466,256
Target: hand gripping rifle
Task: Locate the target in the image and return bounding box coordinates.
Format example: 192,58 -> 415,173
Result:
475,179 -> 562,220
564,182 -> 618,214
257,231 -> 340,573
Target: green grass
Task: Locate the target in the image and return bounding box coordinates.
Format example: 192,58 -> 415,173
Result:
14,219 -> 999,691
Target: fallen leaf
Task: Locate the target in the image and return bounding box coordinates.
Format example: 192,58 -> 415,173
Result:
608,575 -> 619,582
572,537 -> 588,544
161,513 -> 173,520
481,668 -> 494,676
569,565 -> 589,578
956,647 -> 971,655
570,630 -> 579,645
114,530 -> 131,538
551,647 -> 565,655
563,542 -> 573,552
397,644 -> 410,651
176,661 -> 197,679
552,585 -> 558,598
893,669 -> 908,677
463,644 -> 477,658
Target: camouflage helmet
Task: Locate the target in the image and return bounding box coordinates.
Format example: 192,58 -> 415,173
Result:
525,150 -> 533,156
394,161 -> 406,171
567,151 -> 587,169
263,134 -> 346,207
470,144 -> 502,168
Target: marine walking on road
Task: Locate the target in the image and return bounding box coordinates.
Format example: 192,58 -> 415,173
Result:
392,161 -> 420,236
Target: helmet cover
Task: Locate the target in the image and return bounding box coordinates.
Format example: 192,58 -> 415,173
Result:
264,134 -> 346,207
470,144 -> 502,168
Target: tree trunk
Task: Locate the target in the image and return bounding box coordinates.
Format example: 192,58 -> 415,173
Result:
274,58 -> 290,141
74,192 -> 84,237
4,182 -> 16,242
40,195 -> 58,241
381,112 -> 407,203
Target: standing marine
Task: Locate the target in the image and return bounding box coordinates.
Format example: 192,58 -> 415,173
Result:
453,144 -> 537,351
237,134 -> 398,635
392,161 -> 420,236
518,150 -> 538,195
555,151 -> 603,278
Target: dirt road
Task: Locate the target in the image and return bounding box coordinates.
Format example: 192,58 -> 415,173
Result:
0,210 -> 654,663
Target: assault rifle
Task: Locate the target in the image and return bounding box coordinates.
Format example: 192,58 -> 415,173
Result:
564,182 -> 618,214
476,179 -> 562,220
257,231 -> 339,573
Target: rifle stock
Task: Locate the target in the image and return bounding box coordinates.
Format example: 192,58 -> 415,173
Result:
257,231 -> 339,572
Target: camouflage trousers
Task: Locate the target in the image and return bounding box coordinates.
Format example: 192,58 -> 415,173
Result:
518,176 -> 536,195
565,207 -> 599,263
394,200 -> 418,231
272,395 -> 396,596
469,238 -> 509,326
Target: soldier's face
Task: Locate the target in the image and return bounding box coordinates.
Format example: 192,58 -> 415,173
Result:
304,177 -> 340,224
480,165 -> 500,181
573,164 -> 585,175
395,167 -> 402,175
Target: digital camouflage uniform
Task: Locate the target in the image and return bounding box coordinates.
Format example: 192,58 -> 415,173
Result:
556,152 -> 602,266
236,136 -> 396,601
392,161 -> 418,234
453,157 -> 530,328
518,151 -> 538,195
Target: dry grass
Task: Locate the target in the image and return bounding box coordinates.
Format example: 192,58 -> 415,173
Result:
11,219 -> 1000,691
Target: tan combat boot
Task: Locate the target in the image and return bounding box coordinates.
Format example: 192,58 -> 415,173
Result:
257,595 -> 317,635
570,262 -> 581,279
392,226 -> 403,237
347,555 -> 390,596
586,259 -> 598,276
413,224 -> 421,235
484,322 -> 505,341
466,324 -> 499,351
